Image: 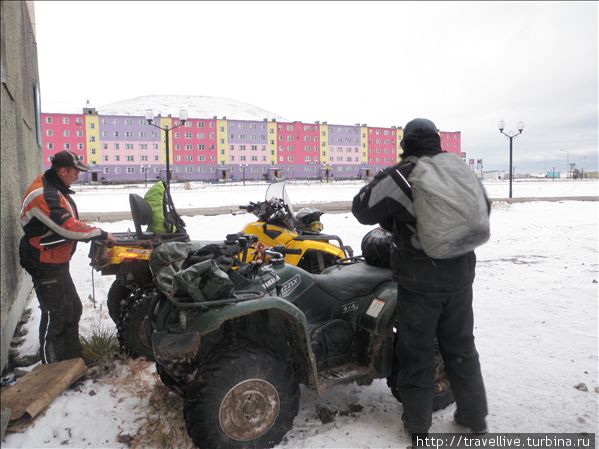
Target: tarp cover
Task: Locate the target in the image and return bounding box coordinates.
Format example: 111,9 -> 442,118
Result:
149,241 -> 234,301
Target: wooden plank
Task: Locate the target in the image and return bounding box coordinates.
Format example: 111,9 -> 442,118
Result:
2,358 -> 87,433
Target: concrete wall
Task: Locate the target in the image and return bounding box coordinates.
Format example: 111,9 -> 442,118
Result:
1,1 -> 42,372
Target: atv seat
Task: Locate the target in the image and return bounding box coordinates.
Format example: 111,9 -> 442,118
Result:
313,262 -> 393,302
129,193 -> 153,239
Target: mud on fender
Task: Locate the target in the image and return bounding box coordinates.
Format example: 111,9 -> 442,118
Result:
152,331 -> 201,362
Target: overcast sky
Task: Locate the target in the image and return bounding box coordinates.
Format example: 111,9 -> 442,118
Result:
35,1 -> 597,173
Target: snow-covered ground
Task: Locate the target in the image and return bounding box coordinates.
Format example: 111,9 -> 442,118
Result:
72,179 -> 599,213
3,182 -> 598,449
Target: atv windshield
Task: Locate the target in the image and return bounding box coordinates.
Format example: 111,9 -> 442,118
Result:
265,182 -> 294,215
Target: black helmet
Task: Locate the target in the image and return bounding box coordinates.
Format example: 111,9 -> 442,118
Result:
400,118 -> 440,156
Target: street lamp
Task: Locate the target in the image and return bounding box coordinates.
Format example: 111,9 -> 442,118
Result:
145,109 -> 188,192
239,163 -> 248,186
497,120 -> 525,198
560,149 -> 569,179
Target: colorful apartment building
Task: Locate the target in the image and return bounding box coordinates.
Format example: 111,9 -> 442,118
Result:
41,110 -> 463,182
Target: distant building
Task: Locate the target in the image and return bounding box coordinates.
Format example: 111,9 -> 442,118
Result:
482,170 -> 506,180
41,111 -> 463,182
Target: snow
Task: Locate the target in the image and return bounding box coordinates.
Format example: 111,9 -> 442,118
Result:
72,179 -> 599,214
94,95 -> 289,122
3,181 -> 598,449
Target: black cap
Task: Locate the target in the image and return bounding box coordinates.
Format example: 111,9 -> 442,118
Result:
51,151 -> 90,172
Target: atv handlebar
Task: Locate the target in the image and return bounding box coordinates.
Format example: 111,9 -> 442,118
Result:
272,245 -> 302,255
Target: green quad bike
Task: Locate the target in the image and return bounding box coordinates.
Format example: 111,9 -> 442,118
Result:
144,234 -> 454,449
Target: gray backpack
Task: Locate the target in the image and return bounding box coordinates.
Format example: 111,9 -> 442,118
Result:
406,153 -> 490,259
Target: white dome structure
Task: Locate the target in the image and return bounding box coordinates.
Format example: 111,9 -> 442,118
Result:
96,95 -> 289,121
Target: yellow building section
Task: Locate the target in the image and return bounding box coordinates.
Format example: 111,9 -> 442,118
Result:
217,119 -> 228,164
396,127 -> 404,162
84,114 -> 100,165
267,121 -> 277,164
159,117 -> 173,164
319,124 -> 329,163
360,126 -> 369,163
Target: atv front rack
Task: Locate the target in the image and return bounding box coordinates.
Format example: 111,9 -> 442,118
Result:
165,290 -> 266,309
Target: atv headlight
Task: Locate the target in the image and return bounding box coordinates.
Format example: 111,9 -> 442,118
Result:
179,310 -> 187,330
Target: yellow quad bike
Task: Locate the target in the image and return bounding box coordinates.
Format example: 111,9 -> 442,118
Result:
89,185 -> 190,358
239,181 -> 353,273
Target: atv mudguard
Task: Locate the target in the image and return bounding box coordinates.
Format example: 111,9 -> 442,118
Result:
359,282 -> 397,336
152,295 -> 322,390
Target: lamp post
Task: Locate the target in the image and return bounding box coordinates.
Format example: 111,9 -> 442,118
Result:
497,120 -> 525,198
239,163 -> 248,186
560,149 -> 569,179
551,166 -> 556,181
145,109 -> 188,192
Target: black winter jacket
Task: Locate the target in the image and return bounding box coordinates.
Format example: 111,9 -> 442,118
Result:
352,120 -> 475,294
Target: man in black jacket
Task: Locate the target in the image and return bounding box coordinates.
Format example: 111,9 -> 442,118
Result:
352,118 -> 488,440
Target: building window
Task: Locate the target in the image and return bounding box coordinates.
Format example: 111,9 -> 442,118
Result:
115,155 -> 120,161
115,167 -> 121,174
46,129 -> 53,137
45,116 -> 52,124
114,143 -> 119,149
62,117 -> 69,124
46,143 -> 53,150
63,143 -> 70,150
88,122 -> 95,129
126,155 -> 134,161
127,167 -> 135,174
63,130 -> 70,137
104,155 -> 109,161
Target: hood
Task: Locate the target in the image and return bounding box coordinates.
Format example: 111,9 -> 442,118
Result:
400,118 -> 442,158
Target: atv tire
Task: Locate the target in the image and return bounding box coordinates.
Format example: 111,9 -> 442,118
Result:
361,227 -> 392,268
118,288 -> 155,360
184,345 -> 299,449
156,363 -> 185,395
107,280 -> 130,325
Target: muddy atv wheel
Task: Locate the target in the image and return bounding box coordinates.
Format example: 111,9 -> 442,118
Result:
118,287 -> 155,360
107,281 -> 130,325
156,363 -> 185,395
184,346 -> 299,449
386,343 -> 455,411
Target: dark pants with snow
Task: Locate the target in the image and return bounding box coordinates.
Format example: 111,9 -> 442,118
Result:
29,263 -> 83,364
393,248 -> 487,434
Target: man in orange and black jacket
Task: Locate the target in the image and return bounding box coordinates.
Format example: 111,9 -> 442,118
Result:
19,151 -> 113,364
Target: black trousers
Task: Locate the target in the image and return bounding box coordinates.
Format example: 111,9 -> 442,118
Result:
396,282 -> 488,433
29,263 -> 83,364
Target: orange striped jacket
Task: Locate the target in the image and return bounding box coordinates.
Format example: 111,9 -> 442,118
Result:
20,170 -> 106,264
